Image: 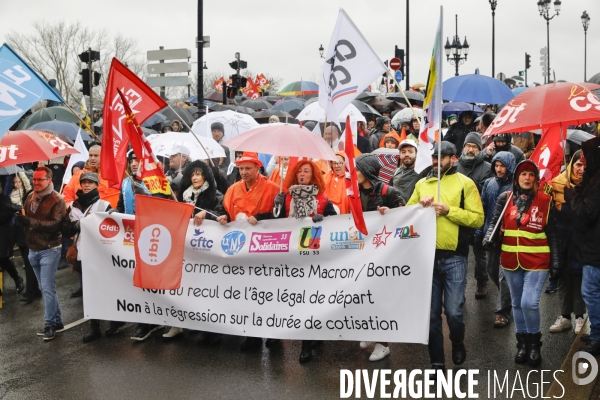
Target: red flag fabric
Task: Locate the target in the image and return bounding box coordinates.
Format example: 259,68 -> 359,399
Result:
102,58 -> 167,189
213,77 -> 225,92
529,126 -> 565,188
133,195 -> 193,290
116,89 -> 171,196
344,115 -> 368,235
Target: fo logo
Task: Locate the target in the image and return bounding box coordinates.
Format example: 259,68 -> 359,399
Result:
99,218 -> 120,238
221,231 -> 246,255
138,224 -> 172,266
122,219 -> 135,246
298,226 -> 322,250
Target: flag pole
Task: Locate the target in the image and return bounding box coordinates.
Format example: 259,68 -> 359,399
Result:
167,104 -> 216,167
63,103 -> 102,143
558,124 -> 570,185
387,70 -> 421,123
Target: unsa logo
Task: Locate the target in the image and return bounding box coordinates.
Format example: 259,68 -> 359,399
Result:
99,218 -> 120,238
137,224 -> 172,266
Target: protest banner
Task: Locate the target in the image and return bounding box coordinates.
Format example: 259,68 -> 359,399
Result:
81,206 -> 435,343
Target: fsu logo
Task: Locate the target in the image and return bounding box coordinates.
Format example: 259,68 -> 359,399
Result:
298,226 -> 322,250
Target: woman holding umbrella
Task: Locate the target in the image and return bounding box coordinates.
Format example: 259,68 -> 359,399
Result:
482,160 -> 560,367
273,160 -> 337,363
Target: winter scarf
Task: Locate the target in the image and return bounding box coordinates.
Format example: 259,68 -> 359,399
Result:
288,185 -> 318,219
182,181 -> 210,205
30,182 -> 54,213
75,188 -> 100,211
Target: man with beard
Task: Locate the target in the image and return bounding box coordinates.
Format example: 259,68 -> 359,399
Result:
390,140 -> 421,203
407,141 -> 484,372
456,133 -> 493,299
483,134 -> 525,165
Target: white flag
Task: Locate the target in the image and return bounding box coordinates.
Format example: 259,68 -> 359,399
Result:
62,128 -> 89,185
318,8 -> 386,124
415,6 -> 444,174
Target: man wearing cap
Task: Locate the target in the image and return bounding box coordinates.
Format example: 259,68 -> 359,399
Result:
407,141 -> 484,371
217,152 -> 279,226
211,122 -> 231,174
166,144 -> 192,181
390,139 -> 422,203
15,167 -> 66,341
456,133 -> 493,299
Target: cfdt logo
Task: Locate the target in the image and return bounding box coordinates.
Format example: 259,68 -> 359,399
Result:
221,231 -> 246,255
394,225 -> 420,240
330,227 -> 365,250
99,218 -> 120,238
138,224 -> 172,265
190,229 -> 213,252
122,219 -> 134,246
298,226 -> 322,250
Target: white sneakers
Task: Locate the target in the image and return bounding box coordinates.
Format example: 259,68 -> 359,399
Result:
360,341 -> 374,349
549,316 -> 572,333
162,326 -> 184,339
369,343 -> 390,361
575,317 -> 585,335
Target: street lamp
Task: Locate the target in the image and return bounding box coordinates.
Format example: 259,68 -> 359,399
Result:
445,15 -> 470,76
538,0 -> 561,84
318,44 -> 324,59
582,11 -> 590,81
489,0 -> 497,78
203,61 -> 208,70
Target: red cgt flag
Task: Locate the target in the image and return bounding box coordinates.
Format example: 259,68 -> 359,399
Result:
102,58 -> 167,189
133,195 -> 194,290
529,126 -> 565,189
344,115 -> 368,235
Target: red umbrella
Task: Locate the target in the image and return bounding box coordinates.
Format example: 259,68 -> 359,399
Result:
223,123 -> 337,160
0,130 -> 80,167
483,82 -> 600,137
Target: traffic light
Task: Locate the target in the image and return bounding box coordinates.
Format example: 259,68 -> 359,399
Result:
229,61 -> 239,70
78,50 -> 100,63
525,53 -> 531,70
79,69 -> 90,96
395,46 -> 405,76
239,61 -> 247,69
93,71 -> 101,86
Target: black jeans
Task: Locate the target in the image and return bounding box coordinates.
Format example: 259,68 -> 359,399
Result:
19,246 -> 40,295
0,257 -> 20,286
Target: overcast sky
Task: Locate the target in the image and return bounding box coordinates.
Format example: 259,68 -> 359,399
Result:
1,0 -> 598,90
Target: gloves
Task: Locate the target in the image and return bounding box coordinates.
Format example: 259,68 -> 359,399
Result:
481,237 -> 494,251
312,214 -> 324,223
274,193 -> 285,206
15,214 -> 30,227
549,266 -> 562,281
107,208 -> 117,214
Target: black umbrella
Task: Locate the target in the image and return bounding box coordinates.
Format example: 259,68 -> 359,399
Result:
351,100 -> 382,119
252,110 -> 295,122
263,95 -> 283,104
356,91 -> 378,101
587,72 -> 600,84
159,106 -> 195,127
241,99 -> 272,111
208,104 -> 254,114
386,91 -> 424,107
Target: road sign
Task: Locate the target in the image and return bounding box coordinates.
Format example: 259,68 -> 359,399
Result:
147,76 -> 192,87
147,62 -> 191,74
395,70 -> 403,82
147,48 -> 191,61
496,72 -> 506,81
540,47 -> 548,55
389,57 -> 402,71
196,36 -> 211,49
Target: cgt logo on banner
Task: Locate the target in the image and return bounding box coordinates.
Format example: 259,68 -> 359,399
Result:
122,219 -> 134,246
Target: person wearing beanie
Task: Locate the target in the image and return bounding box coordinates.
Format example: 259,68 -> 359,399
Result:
268,115 -> 280,124
71,161 -> 85,176
380,131 -> 401,149
444,111 -> 477,150
210,121 -> 231,174
483,133 -> 525,165
354,153 -> 403,361
447,114 -> 458,126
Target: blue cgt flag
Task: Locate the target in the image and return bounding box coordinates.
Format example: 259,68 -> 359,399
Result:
0,43 -> 65,138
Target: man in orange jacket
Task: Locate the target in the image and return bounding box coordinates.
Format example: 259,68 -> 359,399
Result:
62,144 -> 119,208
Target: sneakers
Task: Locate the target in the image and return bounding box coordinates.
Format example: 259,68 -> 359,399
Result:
573,317 -> 584,334
549,316 -> 572,333
475,285 -> 488,299
360,341 -> 374,349
162,326 -> 184,340
131,325 -> 161,341
369,343 -> 390,361
37,323 -> 64,336
43,325 -> 55,341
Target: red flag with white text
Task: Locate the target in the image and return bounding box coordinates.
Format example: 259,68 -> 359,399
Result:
133,196 -> 194,290
529,126 -> 565,189
116,89 -> 171,196
102,58 -> 167,189
344,115 -> 368,235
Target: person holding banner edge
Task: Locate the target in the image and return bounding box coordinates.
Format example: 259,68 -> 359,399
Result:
407,141 -> 484,371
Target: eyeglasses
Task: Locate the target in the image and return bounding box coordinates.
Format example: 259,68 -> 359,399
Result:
331,161 -> 345,166
32,178 -> 49,182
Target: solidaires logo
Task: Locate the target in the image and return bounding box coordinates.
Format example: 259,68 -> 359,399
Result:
138,224 -> 172,265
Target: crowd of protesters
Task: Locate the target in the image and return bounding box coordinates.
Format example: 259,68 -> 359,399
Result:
2,101 -> 600,374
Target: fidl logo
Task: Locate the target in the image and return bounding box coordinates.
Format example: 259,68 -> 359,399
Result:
190,229 -> 213,252
221,231 -> 246,255
394,225 -> 420,240
298,226 -> 322,250
330,227 -> 365,250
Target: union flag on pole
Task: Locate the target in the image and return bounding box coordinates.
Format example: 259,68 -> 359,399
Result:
133,195 -> 194,290
344,115 -> 367,235
116,89 -> 171,196
102,58 -> 167,189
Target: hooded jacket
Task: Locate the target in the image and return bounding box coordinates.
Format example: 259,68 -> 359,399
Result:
443,111 -> 477,150
177,160 -> 225,221
355,154 -> 403,210
369,117 -> 393,150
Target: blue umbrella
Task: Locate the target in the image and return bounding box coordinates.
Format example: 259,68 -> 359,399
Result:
442,102 -> 484,116
271,98 -> 306,113
29,120 -> 91,141
442,74 -> 514,104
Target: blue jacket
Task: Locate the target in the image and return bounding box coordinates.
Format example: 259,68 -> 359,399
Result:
476,151 -> 516,238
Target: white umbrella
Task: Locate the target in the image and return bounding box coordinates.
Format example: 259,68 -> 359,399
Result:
191,110 -> 259,141
392,107 -> 423,125
146,133 -> 225,161
296,102 -> 366,123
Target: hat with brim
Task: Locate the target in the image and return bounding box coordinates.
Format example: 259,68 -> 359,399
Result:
235,151 -> 263,167
399,139 -> 418,150
79,171 -> 100,185
432,141 -> 457,157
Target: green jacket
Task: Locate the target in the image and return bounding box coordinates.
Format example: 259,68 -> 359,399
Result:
407,165 -> 484,257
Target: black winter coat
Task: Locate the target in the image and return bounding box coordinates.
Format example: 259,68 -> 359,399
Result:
0,193 -> 20,258
456,152 -> 493,193
178,160 -> 225,221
